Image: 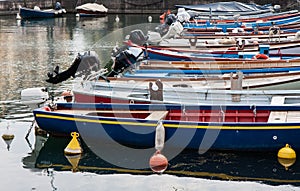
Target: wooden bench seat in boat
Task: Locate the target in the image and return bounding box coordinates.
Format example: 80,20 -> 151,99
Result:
286,111 -> 300,122
145,111 -> 169,120
268,111 -> 300,123
268,111 -> 288,122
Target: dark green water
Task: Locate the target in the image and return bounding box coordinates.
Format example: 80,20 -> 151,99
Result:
0,14 -> 300,190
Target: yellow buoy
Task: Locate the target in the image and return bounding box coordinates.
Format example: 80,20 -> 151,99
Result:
277,144 -> 296,159
65,154 -> 81,172
64,132 -> 82,155
2,134 -> 14,141
278,157 -> 296,170
2,134 -> 15,151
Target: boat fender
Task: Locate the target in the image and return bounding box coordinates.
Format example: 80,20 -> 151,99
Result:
252,54 -> 269,60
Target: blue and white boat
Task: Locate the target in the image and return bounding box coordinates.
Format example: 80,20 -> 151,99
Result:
19,3 -> 66,19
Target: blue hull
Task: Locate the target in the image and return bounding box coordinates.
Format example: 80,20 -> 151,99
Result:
19,7 -> 65,19
33,103 -> 300,151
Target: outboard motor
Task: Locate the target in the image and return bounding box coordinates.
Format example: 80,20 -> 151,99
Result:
128,29 -> 148,46
165,14 -> 176,26
107,48 -> 143,77
154,14 -> 176,36
46,51 -> 100,84
21,87 -> 49,110
177,8 -> 191,23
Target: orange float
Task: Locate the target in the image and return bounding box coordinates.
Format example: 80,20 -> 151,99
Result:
149,150 -> 168,173
252,54 -> 269,60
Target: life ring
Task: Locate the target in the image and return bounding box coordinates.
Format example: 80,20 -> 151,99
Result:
252,54 -> 269,60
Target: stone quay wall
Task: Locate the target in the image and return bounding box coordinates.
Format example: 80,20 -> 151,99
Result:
0,0 -> 298,15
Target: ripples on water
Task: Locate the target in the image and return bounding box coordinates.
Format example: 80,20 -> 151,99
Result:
0,14 -> 300,190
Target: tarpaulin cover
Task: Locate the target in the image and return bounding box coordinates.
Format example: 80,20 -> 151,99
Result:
175,1 -> 271,12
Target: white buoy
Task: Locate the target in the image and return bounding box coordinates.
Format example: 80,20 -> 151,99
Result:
115,15 -> 120,23
148,16 -> 152,23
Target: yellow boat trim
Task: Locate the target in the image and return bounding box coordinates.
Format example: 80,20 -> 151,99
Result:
35,113 -> 300,130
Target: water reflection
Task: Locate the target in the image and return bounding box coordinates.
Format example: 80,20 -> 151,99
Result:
0,14 -> 158,102
22,135 -> 300,186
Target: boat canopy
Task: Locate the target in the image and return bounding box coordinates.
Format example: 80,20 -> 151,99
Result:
75,3 -> 108,13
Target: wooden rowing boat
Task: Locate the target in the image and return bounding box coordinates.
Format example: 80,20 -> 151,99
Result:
33,102 -> 300,151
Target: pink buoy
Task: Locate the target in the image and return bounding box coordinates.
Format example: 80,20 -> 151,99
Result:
149,150 -> 168,173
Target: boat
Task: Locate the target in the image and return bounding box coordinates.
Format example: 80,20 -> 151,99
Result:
126,27 -> 300,54
137,59 -> 300,71
90,69 -> 300,87
19,3 -> 66,19
134,45 -> 300,61
74,80 -> 300,104
183,13 -> 300,32
75,3 -> 108,17
191,10 -> 300,24
33,102 -> 300,151
132,59 -> 300,76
